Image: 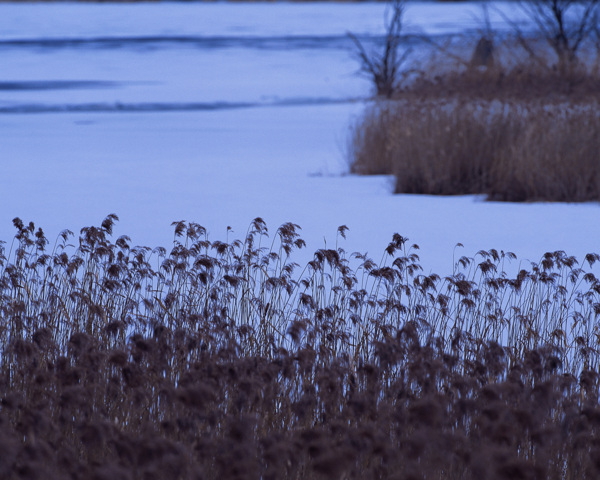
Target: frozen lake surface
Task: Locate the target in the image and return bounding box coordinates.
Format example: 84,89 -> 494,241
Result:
1,2 -> 598,275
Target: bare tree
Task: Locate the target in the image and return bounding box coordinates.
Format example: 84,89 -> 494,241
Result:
518,0 -> 600,65
348,0 -> 411,98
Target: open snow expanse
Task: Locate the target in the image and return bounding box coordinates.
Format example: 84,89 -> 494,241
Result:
1,2 -> 598,275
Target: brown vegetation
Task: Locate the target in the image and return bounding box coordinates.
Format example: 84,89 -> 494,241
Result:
350,98 -> 600,202
2,216 -> 600,479
349,38 -> 600,202
348,0 -> 600,203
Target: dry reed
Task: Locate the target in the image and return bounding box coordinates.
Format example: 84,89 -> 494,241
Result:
349,32 -> 600,202
350,99 -> 600,202
2,216 -> 600,479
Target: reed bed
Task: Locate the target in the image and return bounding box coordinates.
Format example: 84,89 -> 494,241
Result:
349,39 -> 600,202
350,99 -> 600,202
2,215 -> 600,479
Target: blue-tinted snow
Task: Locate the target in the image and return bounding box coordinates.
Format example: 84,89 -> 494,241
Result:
0,2 -> 597,275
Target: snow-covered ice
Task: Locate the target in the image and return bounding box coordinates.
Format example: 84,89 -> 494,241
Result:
0,2 -> 598,275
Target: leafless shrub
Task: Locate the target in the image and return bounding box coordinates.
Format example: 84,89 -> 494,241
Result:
517,0 -> 600,67
348,0 -> 411,98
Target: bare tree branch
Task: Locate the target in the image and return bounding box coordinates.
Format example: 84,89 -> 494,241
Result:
518,0 -> 600,64
415,35 -> 472,68
347,0 -> 410,98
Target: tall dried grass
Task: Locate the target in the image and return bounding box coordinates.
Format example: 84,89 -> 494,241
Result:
349,33 -> 600,202
350,99 -> 600,202
2,216 -> 600,479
